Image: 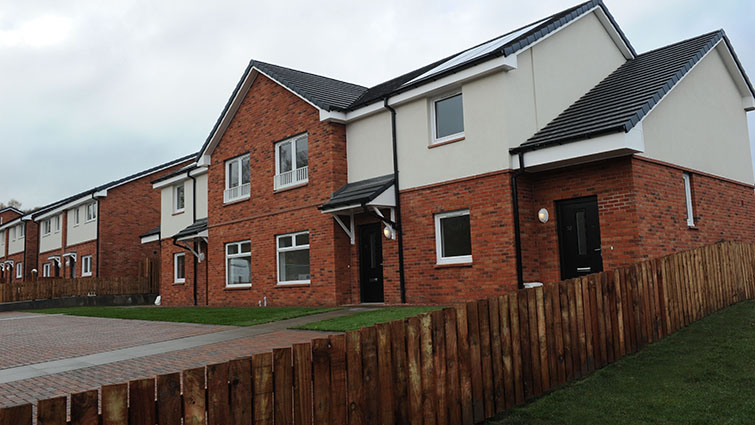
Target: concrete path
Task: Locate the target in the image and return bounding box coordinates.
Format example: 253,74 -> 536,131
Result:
0,308 -> 355,385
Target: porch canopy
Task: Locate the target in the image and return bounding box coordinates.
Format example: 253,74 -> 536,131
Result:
173,218 -> 208,261
319,174 -> 396,244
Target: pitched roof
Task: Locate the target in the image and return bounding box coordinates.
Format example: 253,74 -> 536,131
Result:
0,207 -> 23,216
514,30 -> 752,152
173,218 -> 208,241
320,174 -> 395,211
345,0 -> 634,110
140,226 -> 160,238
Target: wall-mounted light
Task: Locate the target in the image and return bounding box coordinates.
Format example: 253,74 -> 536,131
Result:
383,225 -> 394,239
538,208 -> 549,223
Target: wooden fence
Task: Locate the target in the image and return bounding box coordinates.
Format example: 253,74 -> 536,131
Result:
0,276 -> 156,304
1,241 -> 754,424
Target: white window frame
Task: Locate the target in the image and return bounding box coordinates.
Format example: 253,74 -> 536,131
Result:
16,263 -> 22,279
73,208 -> 80,226
174,252 -> 186,283
276,231 -> 311,285
81,255 -> 92,277
173,184 -> 185,214
54,215 -> 61,233
42,219 -> 51,236
224,154 -> 251,203
683,172 -> 695,227
434,209 -> 473,265
430,90 -> 465,145
274,134 -> 309,190
43,263 -> 51,278
85,203 -> 97,222
225,240 -> 252,287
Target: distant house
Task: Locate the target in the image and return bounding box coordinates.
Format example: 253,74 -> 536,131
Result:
29,155 -> 193,280
156,0 -> 755,306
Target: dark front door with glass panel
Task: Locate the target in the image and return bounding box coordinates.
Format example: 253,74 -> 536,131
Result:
359,223 -> 384,303
556,196 -> 603,280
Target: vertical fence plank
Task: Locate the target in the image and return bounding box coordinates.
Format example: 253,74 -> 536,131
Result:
466,302 -> 484,419
517,291 -> 534,398
376,323 -> 395,425
581,277 -> 595,373
101,383 -> 128,425
183,367 -> 206,425
535,287 -> 551,392
252,352 -> 274,425
406,316 -> 425,425
431,310 -> 448,425
526,289 -> 543,396
361,327 -> 379,424
129,378 -> 156,425
312,338 -> 331,425
420,313 -> 438,425
476,300 -> 495,417
454,305 -> 474,425
594,274 -> 607,368
274,348 -> 294,425
601,273 -> 615,364
346,331 -> 366,425
0,404 -> 32,425
572,279 -> 587,376
551,283 -> 566,387
157,373 -> 183,425
559,282 -> 574,381
391,320 -> 410,425
543,284 -> 558,388
328,335 -> 347,425
37,397 -> 66,425
71,389 -> 98,425
293,345 -> 313,425
498,295 -> 516,409
443,308 -> 462,425
230,358 -> 254,425
207,363 -> 230,425
487,297 -> 506,412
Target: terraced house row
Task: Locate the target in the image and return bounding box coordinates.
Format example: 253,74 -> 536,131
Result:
0,155 -> 194,284
147,1 -> 755,307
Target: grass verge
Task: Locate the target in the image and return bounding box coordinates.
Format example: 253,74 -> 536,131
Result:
30,306 -> 338,326
486,299 -> 755,424
293,306 -> 443,332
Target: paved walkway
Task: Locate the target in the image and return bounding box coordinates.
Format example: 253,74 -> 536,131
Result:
0,309 -> 359,408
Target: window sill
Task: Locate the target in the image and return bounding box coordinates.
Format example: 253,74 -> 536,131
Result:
224,196 -> 250,206
85,219 -> 96,223
687,225 -> 699,231
434,261 -> 473,269
429,136 -> 465,149
274,181 -> 308,193
81,274 -> 92,278
173,281 -> 185,286
172,211 -> 185,216
276,282 -> 311,288
225,284 -> 252,291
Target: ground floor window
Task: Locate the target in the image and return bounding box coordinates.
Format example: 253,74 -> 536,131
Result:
226,241 -> 251,286
277,231 -> 310,284
16,263 -> 22,279
81,256 -> 92,277
435,209 -> 472,264
683,172 -> 695,226
174,252 -> 186,283
43,263 -> 51,277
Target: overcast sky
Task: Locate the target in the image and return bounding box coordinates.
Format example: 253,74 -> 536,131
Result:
1,0 -> 753,208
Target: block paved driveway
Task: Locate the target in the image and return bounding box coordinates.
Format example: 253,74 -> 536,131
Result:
0,310 -> 351,409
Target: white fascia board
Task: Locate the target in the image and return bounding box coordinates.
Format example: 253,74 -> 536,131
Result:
153,166 -> 207,189
175,230 -> 208,243
367,184 -> 396,208
0,218 -> 24,232
330,54 -> 518,123
141,234 -> 160,244
713,42 -> 755,111
189,166 -> 208,177
517,124 -> 645,171
592,7 -> 635,60
200,67 -> 326,161
35,197 -> 98,222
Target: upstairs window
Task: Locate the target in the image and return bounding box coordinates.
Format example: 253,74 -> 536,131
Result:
174,184 -> 185,213
683,172 -> 695,227
73,208 -> 80,226
86,203 -> 97,222
54,215 -> 61,233
225,154 -> 251,203
17,224 -> 24,239
431,91 -> 465,145
226,241 -> 251,286
435,209 -> 472,264
10,227 -> 15,241
276,231 -> 310,284
43,220 -> 51,236
82,255 -> 92,277
274,134 -> 308,190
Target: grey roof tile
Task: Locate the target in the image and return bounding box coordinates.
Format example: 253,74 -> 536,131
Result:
320,175 -> 395,211
173,218 -> 208,241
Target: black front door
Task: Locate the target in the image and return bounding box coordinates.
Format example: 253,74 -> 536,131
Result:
557,196 -> 603,280
359,223 -> 384,303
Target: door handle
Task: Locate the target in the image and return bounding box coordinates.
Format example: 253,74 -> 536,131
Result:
369,278 -> 379,283
594,248 -> 601,252
577,267 -> 591,272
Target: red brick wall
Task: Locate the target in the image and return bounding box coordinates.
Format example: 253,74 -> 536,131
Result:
98,162 -> 188,279
0,210 -> 21,225
205,73 -> 349,307
159,239 -> 209,306
633,157 -> 755,258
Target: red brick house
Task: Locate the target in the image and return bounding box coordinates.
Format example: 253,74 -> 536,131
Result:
31,155 -> 193,280
0,208 -> 35,283
159,0 -> 755,306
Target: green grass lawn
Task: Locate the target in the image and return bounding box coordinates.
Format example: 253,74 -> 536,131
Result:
486,300 -> 755,425
31,306 -> 337,326
293,306 -> 444,332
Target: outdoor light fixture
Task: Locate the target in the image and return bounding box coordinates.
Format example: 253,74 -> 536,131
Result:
383,225 -> 394,239
538,208 -> 549,223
